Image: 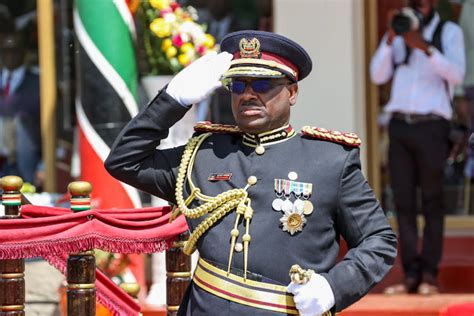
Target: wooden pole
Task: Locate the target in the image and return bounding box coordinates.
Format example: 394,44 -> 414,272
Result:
0,176 -> 25,315
364,0 -> 382,198
37,0 -> 57,192
67,181 -> 95,315
166,232 -> 191,315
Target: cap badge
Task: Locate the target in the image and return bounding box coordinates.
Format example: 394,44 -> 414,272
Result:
239,37 -> 261,59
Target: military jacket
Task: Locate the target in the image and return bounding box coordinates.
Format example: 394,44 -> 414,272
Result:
105,90 -> 397,315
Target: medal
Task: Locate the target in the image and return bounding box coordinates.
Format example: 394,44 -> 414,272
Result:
281,198 -> 293,212
272,179 -> 284,211
303,200 -> 314,215
281,180 -> 294,212
272,198 -> 283,211
280,209 -> 307,235
294,198 -> 304,212
273,177 -> 315,235
301,182 -> 314,215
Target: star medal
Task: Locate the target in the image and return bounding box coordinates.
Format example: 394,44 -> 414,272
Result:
280,208 -> 307,235
272,179 -> 284,211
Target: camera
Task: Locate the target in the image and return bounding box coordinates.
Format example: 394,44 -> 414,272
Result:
391,7 -> 424,35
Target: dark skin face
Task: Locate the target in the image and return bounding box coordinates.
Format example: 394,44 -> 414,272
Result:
230,77 -> 298,134
0,34 -> 26,71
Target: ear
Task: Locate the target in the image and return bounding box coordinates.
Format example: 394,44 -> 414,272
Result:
288,83 -> 298,106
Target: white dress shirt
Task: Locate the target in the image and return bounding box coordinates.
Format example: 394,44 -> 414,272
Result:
1,66 -> 26,95
370,13 -> 466,120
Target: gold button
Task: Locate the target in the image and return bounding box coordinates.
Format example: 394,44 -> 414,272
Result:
255,145 -> 265,155
247,176 -> 257,185
234,242 -> 243,252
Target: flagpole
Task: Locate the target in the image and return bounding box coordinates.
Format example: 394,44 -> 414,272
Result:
37,0 -> 57,192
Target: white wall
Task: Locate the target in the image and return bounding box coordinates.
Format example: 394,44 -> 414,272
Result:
274,0 -> 368,168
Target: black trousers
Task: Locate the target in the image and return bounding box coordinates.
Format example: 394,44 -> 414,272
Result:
388,118 -> 450,280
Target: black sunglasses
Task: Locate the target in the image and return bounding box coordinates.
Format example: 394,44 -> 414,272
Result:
224,79 -> 291,94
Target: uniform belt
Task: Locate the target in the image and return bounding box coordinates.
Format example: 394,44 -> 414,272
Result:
193,258 -> 335,315
392,112 -> 444,124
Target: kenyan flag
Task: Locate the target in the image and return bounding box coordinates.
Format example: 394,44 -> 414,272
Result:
74,0 -> 141,209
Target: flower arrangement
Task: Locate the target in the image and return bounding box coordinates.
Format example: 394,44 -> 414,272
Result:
136,0 -> 217,75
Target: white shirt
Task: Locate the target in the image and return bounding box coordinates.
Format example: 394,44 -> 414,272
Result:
370,13 -> 466,120
459,0 -> 474,87
1,66 -> 26,95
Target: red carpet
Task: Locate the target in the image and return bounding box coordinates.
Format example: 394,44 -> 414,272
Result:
340,294 -> 474,316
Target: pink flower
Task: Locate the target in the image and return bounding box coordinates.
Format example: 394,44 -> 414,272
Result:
172,34 -> 184,47
196,45 -> 206,55
160,8 -> 172,16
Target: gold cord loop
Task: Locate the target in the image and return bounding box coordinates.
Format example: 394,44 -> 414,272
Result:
175,133 -> 250,256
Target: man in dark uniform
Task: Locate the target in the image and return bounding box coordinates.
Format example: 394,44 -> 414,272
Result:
105,30 -> 397,315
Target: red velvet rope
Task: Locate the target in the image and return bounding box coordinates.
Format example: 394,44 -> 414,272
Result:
0,204 -> 189,315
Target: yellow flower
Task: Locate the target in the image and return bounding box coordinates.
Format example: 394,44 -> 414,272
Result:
180,42 -> 194,53
166,46 -> 178,59
161,38 -> 173,51
150,18 -> 171,38
203,34 -> 215,48
150,0 -> 171,10
178,53 -> 190,65
174,7 -> 184,17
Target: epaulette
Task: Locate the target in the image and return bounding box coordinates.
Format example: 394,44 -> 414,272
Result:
194,121 -> 242,134
301,126 -> 361,147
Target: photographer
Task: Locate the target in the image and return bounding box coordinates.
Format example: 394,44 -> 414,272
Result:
370,0 -> 465,295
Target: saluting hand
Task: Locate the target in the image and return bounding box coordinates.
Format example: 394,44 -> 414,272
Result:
166,51 -> 233,106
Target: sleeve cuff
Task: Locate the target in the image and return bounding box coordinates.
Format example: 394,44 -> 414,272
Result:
426,47 -> 445,63
379,41 -> 393,55
144,87 -> 191,127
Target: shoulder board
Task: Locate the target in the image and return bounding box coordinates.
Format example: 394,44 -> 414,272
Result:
301,126 -> 361,147
194,121 -> 242,134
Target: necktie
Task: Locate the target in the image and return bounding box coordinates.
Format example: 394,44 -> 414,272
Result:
3,73 -> 12,97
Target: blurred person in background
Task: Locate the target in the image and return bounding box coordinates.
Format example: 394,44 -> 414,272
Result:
370,0 -> 466,295
0,31 -> 41,186
452,0 -> 474,214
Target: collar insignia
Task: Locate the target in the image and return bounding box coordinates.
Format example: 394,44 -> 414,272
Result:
301,126 -> 361,147
242,125 -> 295,148
239,37 -> 261,59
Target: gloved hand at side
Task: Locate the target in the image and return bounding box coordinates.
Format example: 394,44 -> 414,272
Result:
287,273 -> 335,316
166,51 -> 233,106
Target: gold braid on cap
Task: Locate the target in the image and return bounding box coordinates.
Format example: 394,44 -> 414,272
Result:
174,133 -> 255,278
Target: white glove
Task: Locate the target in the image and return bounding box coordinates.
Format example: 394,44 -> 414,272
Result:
166,51 -> 233,106
287,273 -> 335,316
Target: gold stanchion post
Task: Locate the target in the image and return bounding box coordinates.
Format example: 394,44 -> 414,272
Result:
0,176 -> 25,316
66,181 -> 95,315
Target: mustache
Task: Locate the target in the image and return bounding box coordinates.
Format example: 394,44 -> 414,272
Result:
240,100 -> 261,107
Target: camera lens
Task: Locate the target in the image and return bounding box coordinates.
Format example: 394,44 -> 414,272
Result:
391,14 -> 412,35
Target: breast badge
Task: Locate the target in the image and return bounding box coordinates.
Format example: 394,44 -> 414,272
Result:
272,175 -> 314,235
